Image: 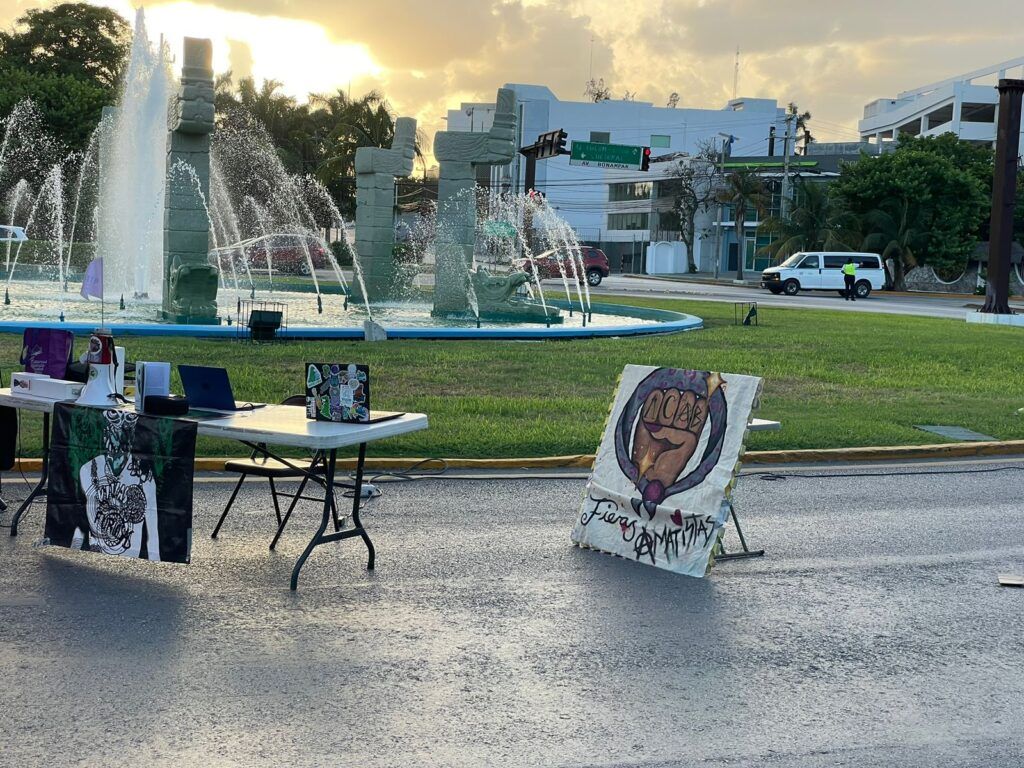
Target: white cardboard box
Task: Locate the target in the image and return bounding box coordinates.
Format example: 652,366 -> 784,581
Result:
10,372 -> 84,401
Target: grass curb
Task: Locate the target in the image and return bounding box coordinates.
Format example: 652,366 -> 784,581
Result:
10,440 -> 1024,474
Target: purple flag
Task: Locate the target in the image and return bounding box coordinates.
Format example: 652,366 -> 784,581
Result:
80,258 -> 103,300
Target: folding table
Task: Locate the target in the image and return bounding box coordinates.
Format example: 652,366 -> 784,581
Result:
0,390 -> 428,590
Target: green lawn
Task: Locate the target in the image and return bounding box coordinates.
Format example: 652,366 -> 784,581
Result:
4,296 -> 1023,458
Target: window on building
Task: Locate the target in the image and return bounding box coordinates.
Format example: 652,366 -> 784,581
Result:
608,182 -> 652,202
590,131 -> 611,144
650,134 -> 671,148
607,213 -> 650,230
961,103 -> 996,123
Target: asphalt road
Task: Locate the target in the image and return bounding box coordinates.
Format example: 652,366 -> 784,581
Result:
586,275 -> 1024,320
2,460 -> 1023,767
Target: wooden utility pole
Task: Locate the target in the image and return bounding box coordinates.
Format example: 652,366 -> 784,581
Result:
981,79 -> 1024,314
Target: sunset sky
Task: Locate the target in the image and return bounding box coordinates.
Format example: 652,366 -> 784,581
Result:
3,0 -> 1024,148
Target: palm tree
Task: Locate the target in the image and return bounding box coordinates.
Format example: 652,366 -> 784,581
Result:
787,102 -> 813,154
717,170 -> 770,280
760,179 -> 861,260
862,198 -> 922,291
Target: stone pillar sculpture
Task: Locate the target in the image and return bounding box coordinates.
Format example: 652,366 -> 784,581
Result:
353,117 -> 417,302
432,88 -> 560,322
161,37 -> 219,324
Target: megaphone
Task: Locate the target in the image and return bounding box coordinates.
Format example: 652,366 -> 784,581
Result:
76,329 -> 121,408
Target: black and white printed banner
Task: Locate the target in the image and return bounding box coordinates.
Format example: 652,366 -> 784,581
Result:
45,403 -> 197,563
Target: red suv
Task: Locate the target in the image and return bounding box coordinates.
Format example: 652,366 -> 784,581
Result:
515,247 -> 610,286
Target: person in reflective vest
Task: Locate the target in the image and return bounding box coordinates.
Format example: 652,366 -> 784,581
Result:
842,258 -> 857,301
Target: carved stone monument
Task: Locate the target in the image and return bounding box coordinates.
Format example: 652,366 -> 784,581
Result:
161,37 -> 219,324
353,117 -> 417,301
432,88 -> 560,323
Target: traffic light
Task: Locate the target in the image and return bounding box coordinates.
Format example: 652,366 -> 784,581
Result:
641,146 -> 651,171
535,129 -> 569,159
555,129 -> 568,156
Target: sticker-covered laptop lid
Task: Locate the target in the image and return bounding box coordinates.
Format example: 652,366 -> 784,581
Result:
305,363 -> 369,423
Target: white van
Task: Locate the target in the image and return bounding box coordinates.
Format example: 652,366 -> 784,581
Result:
760,252 -> 887,298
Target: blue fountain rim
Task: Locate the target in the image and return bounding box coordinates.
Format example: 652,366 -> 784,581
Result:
0,300 -> 701,340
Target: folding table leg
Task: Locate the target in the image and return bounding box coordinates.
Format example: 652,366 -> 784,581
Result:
211,473 -> 247,539
270,474 -> 310,551
350,442 -> 375,570
268,478 -> 283,526
11,412 -> 49,537
290,448 -> 338,591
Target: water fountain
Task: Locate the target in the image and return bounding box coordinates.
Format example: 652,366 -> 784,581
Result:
0,13 -> 701,340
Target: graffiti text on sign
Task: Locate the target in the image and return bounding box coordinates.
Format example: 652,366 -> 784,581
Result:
580,494 -> 719,565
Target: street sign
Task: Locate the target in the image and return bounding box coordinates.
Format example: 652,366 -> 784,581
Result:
569,141 -> 646,170
482,221 -> 517,238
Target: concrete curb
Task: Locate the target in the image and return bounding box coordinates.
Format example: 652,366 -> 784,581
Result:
10,441 -> 1024,474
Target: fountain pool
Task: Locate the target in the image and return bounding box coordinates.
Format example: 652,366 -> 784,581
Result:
0,279 -> 701,339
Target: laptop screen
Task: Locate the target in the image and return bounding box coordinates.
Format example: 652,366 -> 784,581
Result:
178,365 -> 237,411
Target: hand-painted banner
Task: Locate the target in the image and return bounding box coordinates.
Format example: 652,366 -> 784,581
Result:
571,366 -> 762,577
44,403 -> 197,563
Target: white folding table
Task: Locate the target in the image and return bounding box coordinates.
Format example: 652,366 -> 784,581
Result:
0,390 -> 428,589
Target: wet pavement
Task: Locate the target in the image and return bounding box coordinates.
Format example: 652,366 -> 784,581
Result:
1,461 -> 1023,767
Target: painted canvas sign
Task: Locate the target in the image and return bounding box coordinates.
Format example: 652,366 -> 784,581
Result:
571,366 -> 762,577
44,403 -> 197,563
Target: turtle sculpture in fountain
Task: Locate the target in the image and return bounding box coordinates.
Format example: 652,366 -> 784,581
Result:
471,268 -> 562,323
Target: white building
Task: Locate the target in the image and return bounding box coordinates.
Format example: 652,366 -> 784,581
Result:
445,84 -> 788,270
859,56 -> 1024,150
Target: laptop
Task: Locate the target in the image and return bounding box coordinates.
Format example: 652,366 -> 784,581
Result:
178,365 -> 266,413
305,362 -> 403,424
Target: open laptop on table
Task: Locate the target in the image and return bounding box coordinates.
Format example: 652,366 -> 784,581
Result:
178,365 -> 267,414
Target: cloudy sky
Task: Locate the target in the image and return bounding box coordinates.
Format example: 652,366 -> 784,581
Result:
3,0 -> 1024,147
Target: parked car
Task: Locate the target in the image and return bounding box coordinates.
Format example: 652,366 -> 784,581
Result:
212,234 -> 332,276
760,252 -> 887,298
0,225 -> 28,243
514,246 -> 610,286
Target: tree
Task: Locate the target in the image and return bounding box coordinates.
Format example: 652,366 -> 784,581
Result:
895,132 -> 994,238
759,178 -> 861,260
716,170 -> 770,280
663,141 -> 718,272
786,102 -> 813,154
309,89 -> 400,217
833,146 -> 986,285
861,198 -> 923,290
0,3 -> 130,149
0,69 -> 108,150
584,78 -> 611,103
0,3 -> 129,89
